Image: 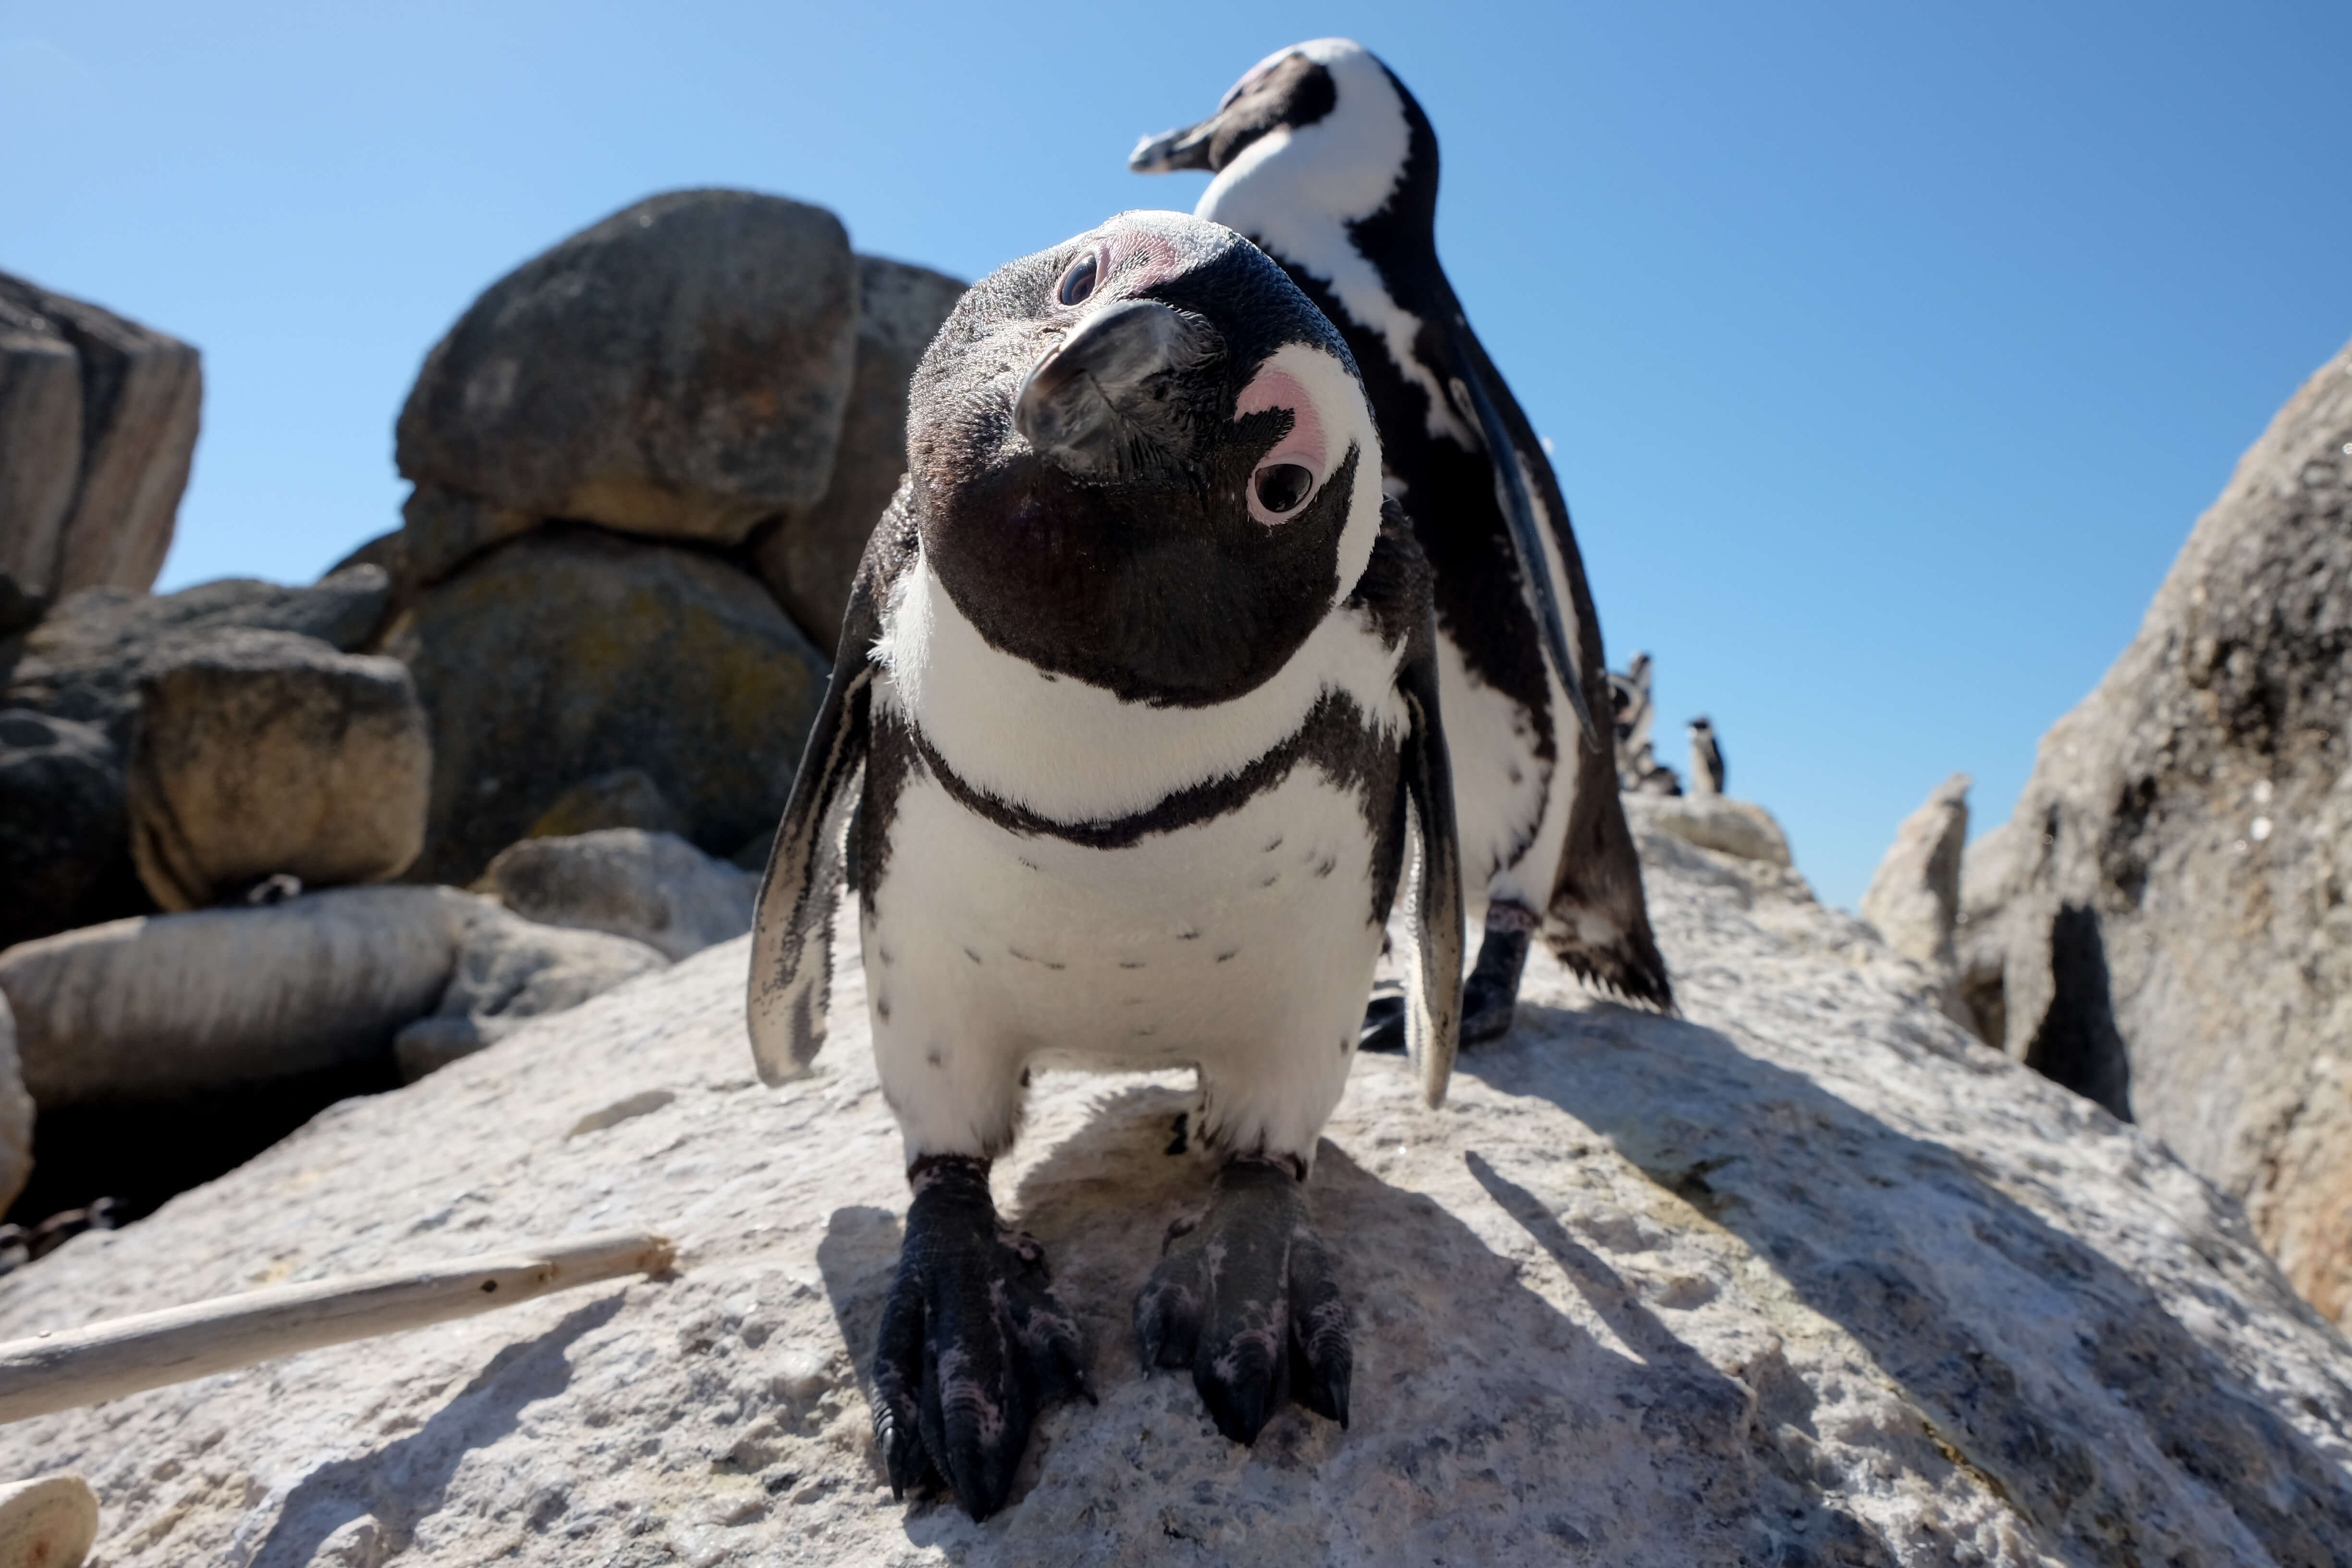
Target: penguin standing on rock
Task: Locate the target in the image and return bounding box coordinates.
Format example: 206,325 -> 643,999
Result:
749,211 -> 1463,1519
1133,38 -> 1672,1037
1689,716 -> 1726,796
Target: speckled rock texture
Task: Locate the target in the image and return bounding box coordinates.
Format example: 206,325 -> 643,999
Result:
0,887 -> 466,1108
2,822 -> 2348,1565
381,528 -> 827,886
0,270 -> 200,600
1972,334 -> 2352,1323
394,190 -> 857,548
1861,773 -> 1974,1033
750,256 -> 964,651
0,566 -> 396,947
481,830 -> 754,962
125,630 -> 430,911
392,902 -> 667,1082
1623,790 -> 1793,867
0,707 -> 137,952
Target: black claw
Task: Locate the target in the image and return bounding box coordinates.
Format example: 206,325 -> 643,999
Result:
870,1155 -> 1088,1520
1133,1156 -> 1354,1446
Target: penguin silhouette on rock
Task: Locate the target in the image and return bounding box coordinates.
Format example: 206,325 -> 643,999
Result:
748,211 -> 1464,1519
1134,37 -> 1672,1040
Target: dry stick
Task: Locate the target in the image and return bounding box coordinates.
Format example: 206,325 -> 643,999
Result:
0,1229 -> 674,1425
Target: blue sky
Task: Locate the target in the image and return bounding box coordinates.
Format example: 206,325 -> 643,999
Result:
5,1 -> 2347,910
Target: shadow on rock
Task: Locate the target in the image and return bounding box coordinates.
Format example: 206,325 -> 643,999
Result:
818,1079 -> 1907,1563
241,1292 -> 625,1568
1471,1000 -> 2352,1568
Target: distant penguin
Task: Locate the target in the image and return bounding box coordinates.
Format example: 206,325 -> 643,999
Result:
749,212 -> 1464,1519
1609,651 -> 1656,790
1133,38 -> 1671,1039
1689,717 -> 1726,796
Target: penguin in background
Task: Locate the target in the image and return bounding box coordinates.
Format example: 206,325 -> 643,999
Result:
749,211 -> 1463,1519
1689,716 -> 1727,796
1133,38 -> 1672,1039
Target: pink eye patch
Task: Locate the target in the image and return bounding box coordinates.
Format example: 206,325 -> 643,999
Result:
1236,365 -> 1328,525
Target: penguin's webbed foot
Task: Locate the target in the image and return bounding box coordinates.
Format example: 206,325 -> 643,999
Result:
1133,1155 -> 1350,1443
1460,921 -> 1531,1046
872,1155 -> 1089,1521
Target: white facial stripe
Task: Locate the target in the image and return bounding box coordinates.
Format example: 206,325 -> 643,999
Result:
872,551 -> 1408,826
1236,341 -> 1384,591
1193,41 -> 1473,448
1237,365 -> 1328,481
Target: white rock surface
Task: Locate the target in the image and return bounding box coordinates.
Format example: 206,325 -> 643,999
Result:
0,887 -> 465,1107
482,829 -> 755,961
393,902 -> 668,1081
1623,790 -> 1794,867
1859,773 -> 1975,1034
1,828 -> 2349,1565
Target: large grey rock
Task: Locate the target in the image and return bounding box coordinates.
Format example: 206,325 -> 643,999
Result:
0,569 -> 393,949
125,631 -> 430,911
0,271 -> 200,598
0,992 -> 30,1215
0,566 -> 392,749
0,297 -> 83,597
392,902 -> 667,1081
395,190 -> 858,547
382,529 -> 827,886
392,483 -> 537,589
1976,333 -> 2352,1323
1859,773 -> 1975,1032
1953,820 -> 2026,1050
1623,790 -> 1792,866
751,255 -> 964,649
1861,774 -> 1969,970
0,708 -> 140,952
5,825 -> 2350,1565
522,768 -> 688,841
0,886 -> 466,1108
482,828 -> 754,961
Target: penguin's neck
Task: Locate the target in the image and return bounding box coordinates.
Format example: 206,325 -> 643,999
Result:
872,551 -> 1408,828
1196,93 -> 1461,444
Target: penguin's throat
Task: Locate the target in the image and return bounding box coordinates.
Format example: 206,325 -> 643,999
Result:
873,554 -> 1408,828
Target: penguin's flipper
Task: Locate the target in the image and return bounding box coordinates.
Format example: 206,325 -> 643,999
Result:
746,502 -> 908,1083
1437,321 -> 1599,752
1385,506 -> 1466,1109
1440,317 -> 1678,1014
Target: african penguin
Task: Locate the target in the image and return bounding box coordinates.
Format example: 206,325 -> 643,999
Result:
747,210 -> 1464,1520
1133,37 -> 1672,1038
1689,716 -> 1726,796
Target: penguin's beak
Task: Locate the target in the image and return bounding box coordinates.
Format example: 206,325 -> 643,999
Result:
1014,300 -> 1222,478
1128,120 -> 1216,174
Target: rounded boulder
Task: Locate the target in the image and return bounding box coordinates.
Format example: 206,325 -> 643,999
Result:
125,630 -> 431,911
394,189 -> 858,546
384,529 -> 827,886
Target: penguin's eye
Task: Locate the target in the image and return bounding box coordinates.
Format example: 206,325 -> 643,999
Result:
1057,252 -> 1101,306
1253,463 -> 1314,514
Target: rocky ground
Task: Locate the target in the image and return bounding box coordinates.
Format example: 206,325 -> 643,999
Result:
3,821 -> 2347,1567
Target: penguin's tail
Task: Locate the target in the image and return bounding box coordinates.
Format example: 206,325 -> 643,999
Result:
1543,761 -> 1677,1015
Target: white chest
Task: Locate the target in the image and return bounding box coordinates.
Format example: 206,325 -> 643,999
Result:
862,761 -> 1387,1073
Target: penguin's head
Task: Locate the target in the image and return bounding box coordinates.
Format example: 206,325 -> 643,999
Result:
1129,39 -> 1433,241
1689,718 -> 1714,737
905,209 -> 1386,705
